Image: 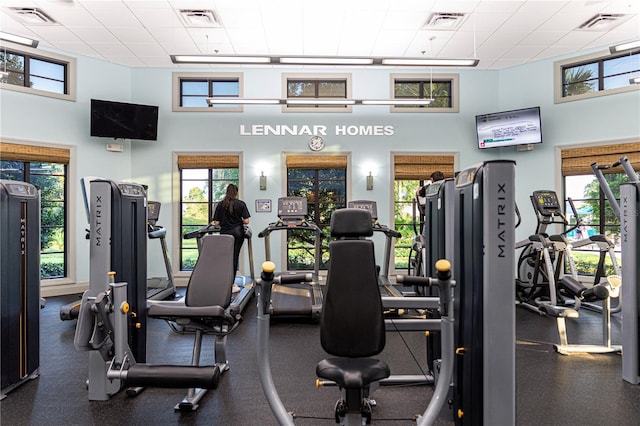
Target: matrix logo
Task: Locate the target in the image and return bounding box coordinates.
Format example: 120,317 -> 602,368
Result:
94,195 -> 102,247
496,182 -> 507,258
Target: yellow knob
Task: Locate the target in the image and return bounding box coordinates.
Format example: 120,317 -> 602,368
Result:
135,323 -> 141,329
315,379 -> 322,388
435,259 -> 451,272
456,347 -> 465,355
121,302 -> 130,314
458,409 -> 464,419
262,261 -> 276,273
425,331 -> 430,337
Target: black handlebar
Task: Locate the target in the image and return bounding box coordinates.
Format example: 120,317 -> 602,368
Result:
275,272 -> 313,284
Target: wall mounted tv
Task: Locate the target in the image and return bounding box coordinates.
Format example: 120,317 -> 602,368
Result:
475,106 -> 542,149
90,99 -> 159,141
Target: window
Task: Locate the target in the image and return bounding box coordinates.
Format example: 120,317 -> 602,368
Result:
286,155 -> 348,270
392,154 -> 456,271
560,142 -> 640,277
0,142 -> 70,279
177,155 -> 240,270
555,50 -> 640,103
391,74 -> 459,113
283,73 -> 352,112
0,44 -> 76,101
172,72 -> 243,112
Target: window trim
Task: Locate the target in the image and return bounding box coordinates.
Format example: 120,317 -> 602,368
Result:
172,72 -> 244,112
0,137 -> 77,287
0,42 -> 76,102
282,73 -> 353,113
389,151 -> 459,274
554,49 -> 640,104
390,73 -> 459,113
172,151 -> 244,278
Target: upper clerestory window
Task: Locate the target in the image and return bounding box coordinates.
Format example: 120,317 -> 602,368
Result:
554,49 -> 640,103
0,43 -> 76,101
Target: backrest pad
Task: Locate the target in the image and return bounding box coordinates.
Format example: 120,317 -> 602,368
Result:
185,234 -> 234,308
321,210 -> 385,357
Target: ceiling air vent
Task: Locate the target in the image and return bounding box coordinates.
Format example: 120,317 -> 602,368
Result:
9,8 -> 57,25
423,13 -> 466,31
179,9 -> 221,27
578,14 -> 629,31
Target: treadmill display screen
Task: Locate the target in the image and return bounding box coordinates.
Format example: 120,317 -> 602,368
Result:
278,197 -> 308,218
347,200 -> 378,221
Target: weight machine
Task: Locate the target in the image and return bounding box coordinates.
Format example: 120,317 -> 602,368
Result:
75,179 -> 241,411
0,180 -> 40,399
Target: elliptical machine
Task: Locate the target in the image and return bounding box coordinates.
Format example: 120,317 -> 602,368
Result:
516,190 -> 620,354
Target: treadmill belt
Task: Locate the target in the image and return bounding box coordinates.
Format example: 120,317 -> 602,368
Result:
271,284 -> 313,315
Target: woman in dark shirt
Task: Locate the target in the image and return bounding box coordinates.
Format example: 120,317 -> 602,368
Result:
213,184 -> 251,272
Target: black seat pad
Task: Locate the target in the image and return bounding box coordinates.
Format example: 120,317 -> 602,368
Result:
147,301 -> 235,326
316,357 -> 390,388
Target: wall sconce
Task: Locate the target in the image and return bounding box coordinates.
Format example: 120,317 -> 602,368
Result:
366,172 -> 374,190
259,172 -> 267,190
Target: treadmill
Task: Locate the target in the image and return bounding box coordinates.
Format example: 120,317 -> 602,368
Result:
182,222 -> 255,319
146,201 -> 177,301
258,197 -> 323,320
347,200 -> 403,297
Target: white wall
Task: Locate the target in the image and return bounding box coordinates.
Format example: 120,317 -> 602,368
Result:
2,47 -> 639,287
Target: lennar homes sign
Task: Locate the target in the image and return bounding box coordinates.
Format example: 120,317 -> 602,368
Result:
239,124 -> 395,136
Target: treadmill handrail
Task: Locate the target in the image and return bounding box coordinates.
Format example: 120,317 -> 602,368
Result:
258,219 -> 321,238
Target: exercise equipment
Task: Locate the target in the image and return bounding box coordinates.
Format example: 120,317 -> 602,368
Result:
256,208 -> 457,425
516,190 -> 620,355
182,222 -> 255,320
347,200 -> 403,297
60,187 -> 176,321
411,178 -> 455,377
74,272 -> 221,408
0,180 -> 40,399
258,196 -> 323,320
621,181 -> 640,384
453,160 -> 516,425
75,178 -> 242,410
145,201 -> 176,301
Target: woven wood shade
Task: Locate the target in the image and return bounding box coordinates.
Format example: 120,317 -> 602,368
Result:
0,142 -> 70,164
286,155 -> 348,169
561,142 -> 640,176
177,155 -> 239,169
394,155 -> 455,180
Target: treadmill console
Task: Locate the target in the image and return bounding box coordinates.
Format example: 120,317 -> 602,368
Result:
531,190 -> 563,217
148,201 -> 161,223
347,200 -> 378,221
278,197 -> 308,220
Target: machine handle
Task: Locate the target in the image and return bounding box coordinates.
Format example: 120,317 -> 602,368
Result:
275,272 -> 313,285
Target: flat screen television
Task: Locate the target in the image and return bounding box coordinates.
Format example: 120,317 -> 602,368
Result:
91,99 -> 159,141
475,106 -> 542,149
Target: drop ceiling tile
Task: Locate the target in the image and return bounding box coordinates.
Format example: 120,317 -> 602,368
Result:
124,42 -> 167,57
26,25 -> 84,43
110,26 -> 157,43
128,6 -> 182,28
67,26 -> 119,43
519,30 -> 567,46
81,2 -> 141,27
